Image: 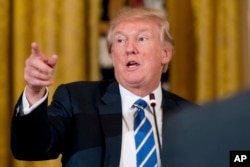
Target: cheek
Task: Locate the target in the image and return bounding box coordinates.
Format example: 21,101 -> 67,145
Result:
148,50 -> 163,63
111,54 -> 123,68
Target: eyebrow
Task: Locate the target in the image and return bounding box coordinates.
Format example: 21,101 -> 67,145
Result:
113,28 -> 151,37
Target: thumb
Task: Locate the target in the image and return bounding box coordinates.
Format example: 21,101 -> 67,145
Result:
47,54 -> 58,68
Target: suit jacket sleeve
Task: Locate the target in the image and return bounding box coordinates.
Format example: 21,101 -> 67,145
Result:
11,85 -> 71,160
11,82 -> 105,167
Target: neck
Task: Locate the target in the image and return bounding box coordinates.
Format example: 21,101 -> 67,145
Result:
121,82 -> 161,97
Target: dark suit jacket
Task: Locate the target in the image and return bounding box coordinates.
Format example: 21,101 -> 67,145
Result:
164,90 -> 250,167
11,80 -> 195,167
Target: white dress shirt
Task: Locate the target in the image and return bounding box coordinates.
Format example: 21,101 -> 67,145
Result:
119,84 -> 162,167
22,87 -> 49,115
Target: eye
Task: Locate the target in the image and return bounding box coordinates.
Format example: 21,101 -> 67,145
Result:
114,36 -> 127,45
117,38 -> 125,43
138,36 -> 148,42
139,37 -> 145,41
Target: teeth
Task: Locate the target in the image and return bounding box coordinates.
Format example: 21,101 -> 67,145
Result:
129,64 -> 137,68
127,61 -> 138,67
127,61 -> 138,69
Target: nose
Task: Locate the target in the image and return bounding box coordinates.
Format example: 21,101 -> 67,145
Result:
126,40 -> 138,55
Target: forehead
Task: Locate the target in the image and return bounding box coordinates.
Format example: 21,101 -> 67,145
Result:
113,18 -> 160,35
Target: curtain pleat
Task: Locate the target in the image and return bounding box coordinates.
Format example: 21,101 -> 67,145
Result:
12,0 -> 33,101
191,0 -> 242,103
191,0 -> 216,102
167,0 -> 244,103
166,0 -> 197,102
215,1 -> 241,96
88,0 -> 101,80
0,1 -> 11,167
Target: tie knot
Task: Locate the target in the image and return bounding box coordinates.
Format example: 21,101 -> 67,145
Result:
133,99 -> 147,110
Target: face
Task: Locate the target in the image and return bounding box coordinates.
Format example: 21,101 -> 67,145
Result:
110,18 -> 172,93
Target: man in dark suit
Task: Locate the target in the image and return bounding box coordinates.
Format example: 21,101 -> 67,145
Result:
11,7 -> 195,167
164,90 -> 250,167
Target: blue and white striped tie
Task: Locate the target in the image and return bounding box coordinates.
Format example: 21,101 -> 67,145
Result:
133,99 -> 158,167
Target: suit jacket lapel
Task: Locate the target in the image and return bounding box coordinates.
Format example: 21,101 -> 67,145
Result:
160,89 -> 181,166
98,81 -> 123,167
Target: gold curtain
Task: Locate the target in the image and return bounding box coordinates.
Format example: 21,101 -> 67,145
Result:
0,0 -> 247,166
167,0 -> 244,103
0,1 -> 11,167
166,0 -> 197,102
0,0 -> 100,166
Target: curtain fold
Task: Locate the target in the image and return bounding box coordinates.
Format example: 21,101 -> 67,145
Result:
191,0 -> 242,103
88,0 -> 101,80
166,0 -> 197,102
167,0 -> 244,103
0,1 -> 11,167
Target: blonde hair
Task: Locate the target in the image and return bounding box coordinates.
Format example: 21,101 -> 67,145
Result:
106,7 -> 174,72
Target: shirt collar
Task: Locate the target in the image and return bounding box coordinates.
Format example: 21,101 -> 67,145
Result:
119,84 -> 162,113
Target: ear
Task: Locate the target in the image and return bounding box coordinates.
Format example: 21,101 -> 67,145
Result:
161,47 -> 173,65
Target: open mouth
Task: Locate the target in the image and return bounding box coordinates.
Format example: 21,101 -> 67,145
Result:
126,61 -> 139,69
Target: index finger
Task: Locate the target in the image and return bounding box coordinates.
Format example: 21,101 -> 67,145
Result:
31,42 -> 43,57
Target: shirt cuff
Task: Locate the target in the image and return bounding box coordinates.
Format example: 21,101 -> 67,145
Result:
22,87 -> 48,115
